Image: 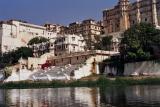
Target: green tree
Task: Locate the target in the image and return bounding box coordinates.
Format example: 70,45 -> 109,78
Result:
15,47 -> 33,59
93,36 -> 113,50
28,36 -> 49,45
101,36 -> 113,50
0,47 -> 33,69
3,67 -> 12,79
27,36 -> 49,56
120,23 -> 160,62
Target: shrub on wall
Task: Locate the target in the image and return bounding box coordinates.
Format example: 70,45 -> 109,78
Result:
3,67 -> 12,79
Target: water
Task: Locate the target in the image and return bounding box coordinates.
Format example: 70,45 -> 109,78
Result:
0,86 -> 160,107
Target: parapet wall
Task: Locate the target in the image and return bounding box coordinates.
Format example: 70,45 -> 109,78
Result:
27,50 -> 118,73
104,60 -> 160,76
124,61 -> 160,76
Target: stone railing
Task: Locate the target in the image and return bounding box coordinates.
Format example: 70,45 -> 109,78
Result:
49,50 -> 119,60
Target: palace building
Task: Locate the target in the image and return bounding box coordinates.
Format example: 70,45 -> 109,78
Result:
103,0 -> 160,37
0,20 -> 57,53
61,19 -> 103,42
0,20 -> 86,56
54,34 -> 86,56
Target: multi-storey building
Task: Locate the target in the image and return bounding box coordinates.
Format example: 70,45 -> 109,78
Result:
81,19 -> 103,41
29,34 -> 86,57
103,0 -> 160,37
103,0 -> 160,52
44,24 -> 63,34
0,20 -> 57,53
54,34 -> 86,56
62,19 -> 103,42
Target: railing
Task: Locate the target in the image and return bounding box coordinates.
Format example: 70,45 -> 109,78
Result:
49,50 -> 119,59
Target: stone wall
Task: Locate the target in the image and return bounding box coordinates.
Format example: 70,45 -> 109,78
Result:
104,61 -> 160,76
124,61 -> 160,76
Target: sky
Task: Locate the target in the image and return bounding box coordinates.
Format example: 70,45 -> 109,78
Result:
0,0 -> 135,25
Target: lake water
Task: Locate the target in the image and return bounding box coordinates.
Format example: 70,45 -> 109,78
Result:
0,85 -> 160,107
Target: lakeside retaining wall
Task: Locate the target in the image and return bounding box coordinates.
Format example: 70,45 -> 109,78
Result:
104,61 -> 160,76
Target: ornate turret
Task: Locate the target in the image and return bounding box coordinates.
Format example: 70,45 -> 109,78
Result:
136,0 -> 141,23
118,0 -> 130,31
152,0 -> 158,27
118,0 -> 129,7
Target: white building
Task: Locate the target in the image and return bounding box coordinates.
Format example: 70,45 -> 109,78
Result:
54,34 -> 86,56
0,20 -> 57,53
28,34 -> 86,57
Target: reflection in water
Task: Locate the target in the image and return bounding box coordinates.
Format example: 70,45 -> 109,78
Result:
4,88 -> 100,107
100,86 -> 127,107
0,90 -> 5,107
100,85 -> 160,107
0,86 -> 160,107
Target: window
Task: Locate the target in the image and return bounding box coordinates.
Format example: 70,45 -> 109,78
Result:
73,46 -> 75,50
132,20 -> 135,24
4,45 -> 8,50
72,37 -> 75,41
63,38 -> 65,42
145,18 -> 148,22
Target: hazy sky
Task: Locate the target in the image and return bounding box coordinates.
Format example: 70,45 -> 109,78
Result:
0,0 -> 135,25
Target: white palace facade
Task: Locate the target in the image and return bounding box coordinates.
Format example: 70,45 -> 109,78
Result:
0,20 -> 86,55
0,20 -> 57,53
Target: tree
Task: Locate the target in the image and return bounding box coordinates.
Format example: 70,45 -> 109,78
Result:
101,36 -> 113,50
28,36 -> 49,45
27,36 -> 49,56
0,47 -> 33,69
93,36 -> 113,50
120,23 -> 160,62
15,47 -> 33,59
